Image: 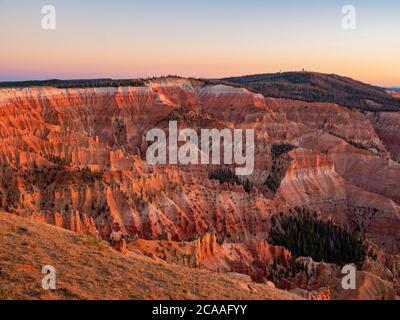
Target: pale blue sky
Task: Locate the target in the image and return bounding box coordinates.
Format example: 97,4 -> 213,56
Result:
0,0 -> 399,85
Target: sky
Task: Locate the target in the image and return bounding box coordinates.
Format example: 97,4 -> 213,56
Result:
0,0 -> 399,86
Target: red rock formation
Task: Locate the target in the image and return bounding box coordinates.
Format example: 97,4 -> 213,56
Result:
128,231 -> 291,283
284,257 -> 396,300
113,239 -> 128,256
371,112 -> 400,162
1,78 -> 400,299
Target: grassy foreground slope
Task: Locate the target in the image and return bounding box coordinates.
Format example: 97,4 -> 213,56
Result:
0,212 -> 299,300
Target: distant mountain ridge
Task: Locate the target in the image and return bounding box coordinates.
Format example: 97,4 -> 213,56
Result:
1,72 -> 399,112
223,72 -> 400,112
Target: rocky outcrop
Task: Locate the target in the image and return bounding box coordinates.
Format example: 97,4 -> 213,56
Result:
371,112 -> 400,162
283,257 -> 396,300
112,239 -> 128,255
26,211 -> 98,235
129,231 -> 291,283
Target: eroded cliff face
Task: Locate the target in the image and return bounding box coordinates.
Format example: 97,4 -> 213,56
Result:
0,80 -> 296,244
1,78 -> 400,298
371,112 -> 400,162
128,230 -> 291,284
282,257 -> 396,300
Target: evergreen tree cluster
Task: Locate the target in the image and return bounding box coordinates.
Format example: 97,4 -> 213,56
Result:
268,210 -> 367,267
264,143 -> 296,192
45,154 -> 71,168
79,167 -> 104,183
270,143 -> 296,159
0,79 -> 146,89
208,168 -> 253,193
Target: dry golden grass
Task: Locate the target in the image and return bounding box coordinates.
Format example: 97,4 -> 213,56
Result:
0,212 -> 300,300
0,288 -> 12,300
81,235 -> 108,251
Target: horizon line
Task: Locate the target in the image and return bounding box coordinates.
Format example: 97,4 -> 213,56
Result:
0,71 -> 398,88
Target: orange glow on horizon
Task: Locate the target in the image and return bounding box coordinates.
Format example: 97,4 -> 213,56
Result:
0,0 -> 399,86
